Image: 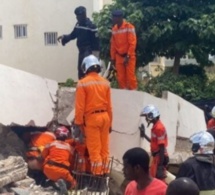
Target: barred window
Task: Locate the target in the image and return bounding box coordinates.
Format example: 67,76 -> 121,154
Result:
0,26 -> 2,39
14,24 -> 27,38
44,32 -> 58,46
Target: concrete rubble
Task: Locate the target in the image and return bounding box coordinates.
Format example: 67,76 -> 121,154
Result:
0,64 -> 207,194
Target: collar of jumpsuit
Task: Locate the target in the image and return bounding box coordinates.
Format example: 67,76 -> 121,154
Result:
114,20 -> 127,29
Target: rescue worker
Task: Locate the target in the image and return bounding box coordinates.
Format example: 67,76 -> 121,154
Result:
110,10 -> 137,90
176,131 -> 215,194
139,105 -> 169,180
25,130 -> 56,171
166,177 -> 199,195
123,147 -> 167,195
42,126 -> 77,195
74,55 -> 112,190
207,106 -> 215,130
58,6 -> 100,79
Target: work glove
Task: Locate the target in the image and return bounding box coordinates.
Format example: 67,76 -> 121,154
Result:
139,123 -> 146,138
110,59 -> 116,67
123,56 -> 130,66
156,165 -> 166,179
109,127 -> 112,134
72,124 -> 84,138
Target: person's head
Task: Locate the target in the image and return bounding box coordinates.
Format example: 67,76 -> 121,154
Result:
82,55 -> 101,75
54,126 -> 69,141
112,10 -> 124,26
211,106 -> 215,119
122,147 -> 150,181
190,131 -> 214,155
140,104 -> 160,124
74,6 -> 87,24
166,177 -> 199,195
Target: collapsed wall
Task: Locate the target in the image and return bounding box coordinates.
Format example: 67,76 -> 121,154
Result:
0,124 -> 27,188
0,63 -> 207,193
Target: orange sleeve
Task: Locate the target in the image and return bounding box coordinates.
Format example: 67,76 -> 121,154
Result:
74,81 -> 86,125
154,127 -> 166,145
110,29 -> 117,60
127,23 -> 137,56
107,87 -> 113,125
207,119 -> 215,129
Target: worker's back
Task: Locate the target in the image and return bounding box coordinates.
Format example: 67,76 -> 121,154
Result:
76,72 -> 110,116
177,155 -> 215,193
29,131 -> 56,147
43,140 -> 72,167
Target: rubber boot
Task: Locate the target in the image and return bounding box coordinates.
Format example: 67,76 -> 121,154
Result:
55,179 -> 68,195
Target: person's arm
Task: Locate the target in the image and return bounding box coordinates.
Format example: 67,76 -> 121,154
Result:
127,23 -> 137,57
58,26 -> 77,46
158,144 -> 165,165
74,81 -> 86,126
176,160 -> 194,179
110,29 -> 117,63
89,24 -> 100,55
107,85 -> 113,133
139,124 -> 151,142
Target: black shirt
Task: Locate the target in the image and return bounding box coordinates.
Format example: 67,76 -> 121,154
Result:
177,155 -> 215,191
62,18 -> 99,52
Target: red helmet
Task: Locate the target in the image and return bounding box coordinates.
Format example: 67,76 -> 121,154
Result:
55,126 -> 69,139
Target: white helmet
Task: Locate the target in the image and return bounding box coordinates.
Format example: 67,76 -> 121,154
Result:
82,55 -> 101,74
211,106 -> 215,118
190,131 -> 214,154
140,104 -> 160,121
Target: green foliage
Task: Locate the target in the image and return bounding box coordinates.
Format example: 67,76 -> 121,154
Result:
144,66 -> 215,101
59,78 -> 76,88
93,0 -> 215,71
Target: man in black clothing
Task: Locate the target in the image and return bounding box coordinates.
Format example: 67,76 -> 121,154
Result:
58,6 -> 100,79
176,131 -> 215,194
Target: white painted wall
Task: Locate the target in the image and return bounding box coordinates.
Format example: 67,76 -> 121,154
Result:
0,63 -> 58,126
0,0 -> 112,82
110,89 -> 206,164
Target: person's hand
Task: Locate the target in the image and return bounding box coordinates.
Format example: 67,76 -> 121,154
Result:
57,35 -> 63,43
139,124 -> 145,138
109,127 -> 112,133
156,165 -> 166,179
123,56 -> 130,66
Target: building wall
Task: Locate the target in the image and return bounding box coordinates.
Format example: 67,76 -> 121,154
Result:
0,0 -> 112,82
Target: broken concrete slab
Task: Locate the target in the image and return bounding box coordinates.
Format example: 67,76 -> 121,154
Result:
57,88 -> 76,125
13,178 -> 35,188
0,124 -> 26,160
11,188 -> 30,195
0,156 -> 27,188
0,64 -> 58,126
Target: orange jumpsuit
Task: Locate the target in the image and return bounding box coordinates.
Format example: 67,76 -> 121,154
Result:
26,131 -> 56,159
207,118 -> 215,130
110,20 -> 137,90
75,72 -> 112,175
65,139 -> 91,173
150,120 -> 168,179
42,140 -> 76,188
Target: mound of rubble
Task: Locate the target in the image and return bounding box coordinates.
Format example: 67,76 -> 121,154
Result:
0,124 -> 57,194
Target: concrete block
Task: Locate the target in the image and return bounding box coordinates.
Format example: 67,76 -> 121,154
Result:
0,64 -> 58,126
